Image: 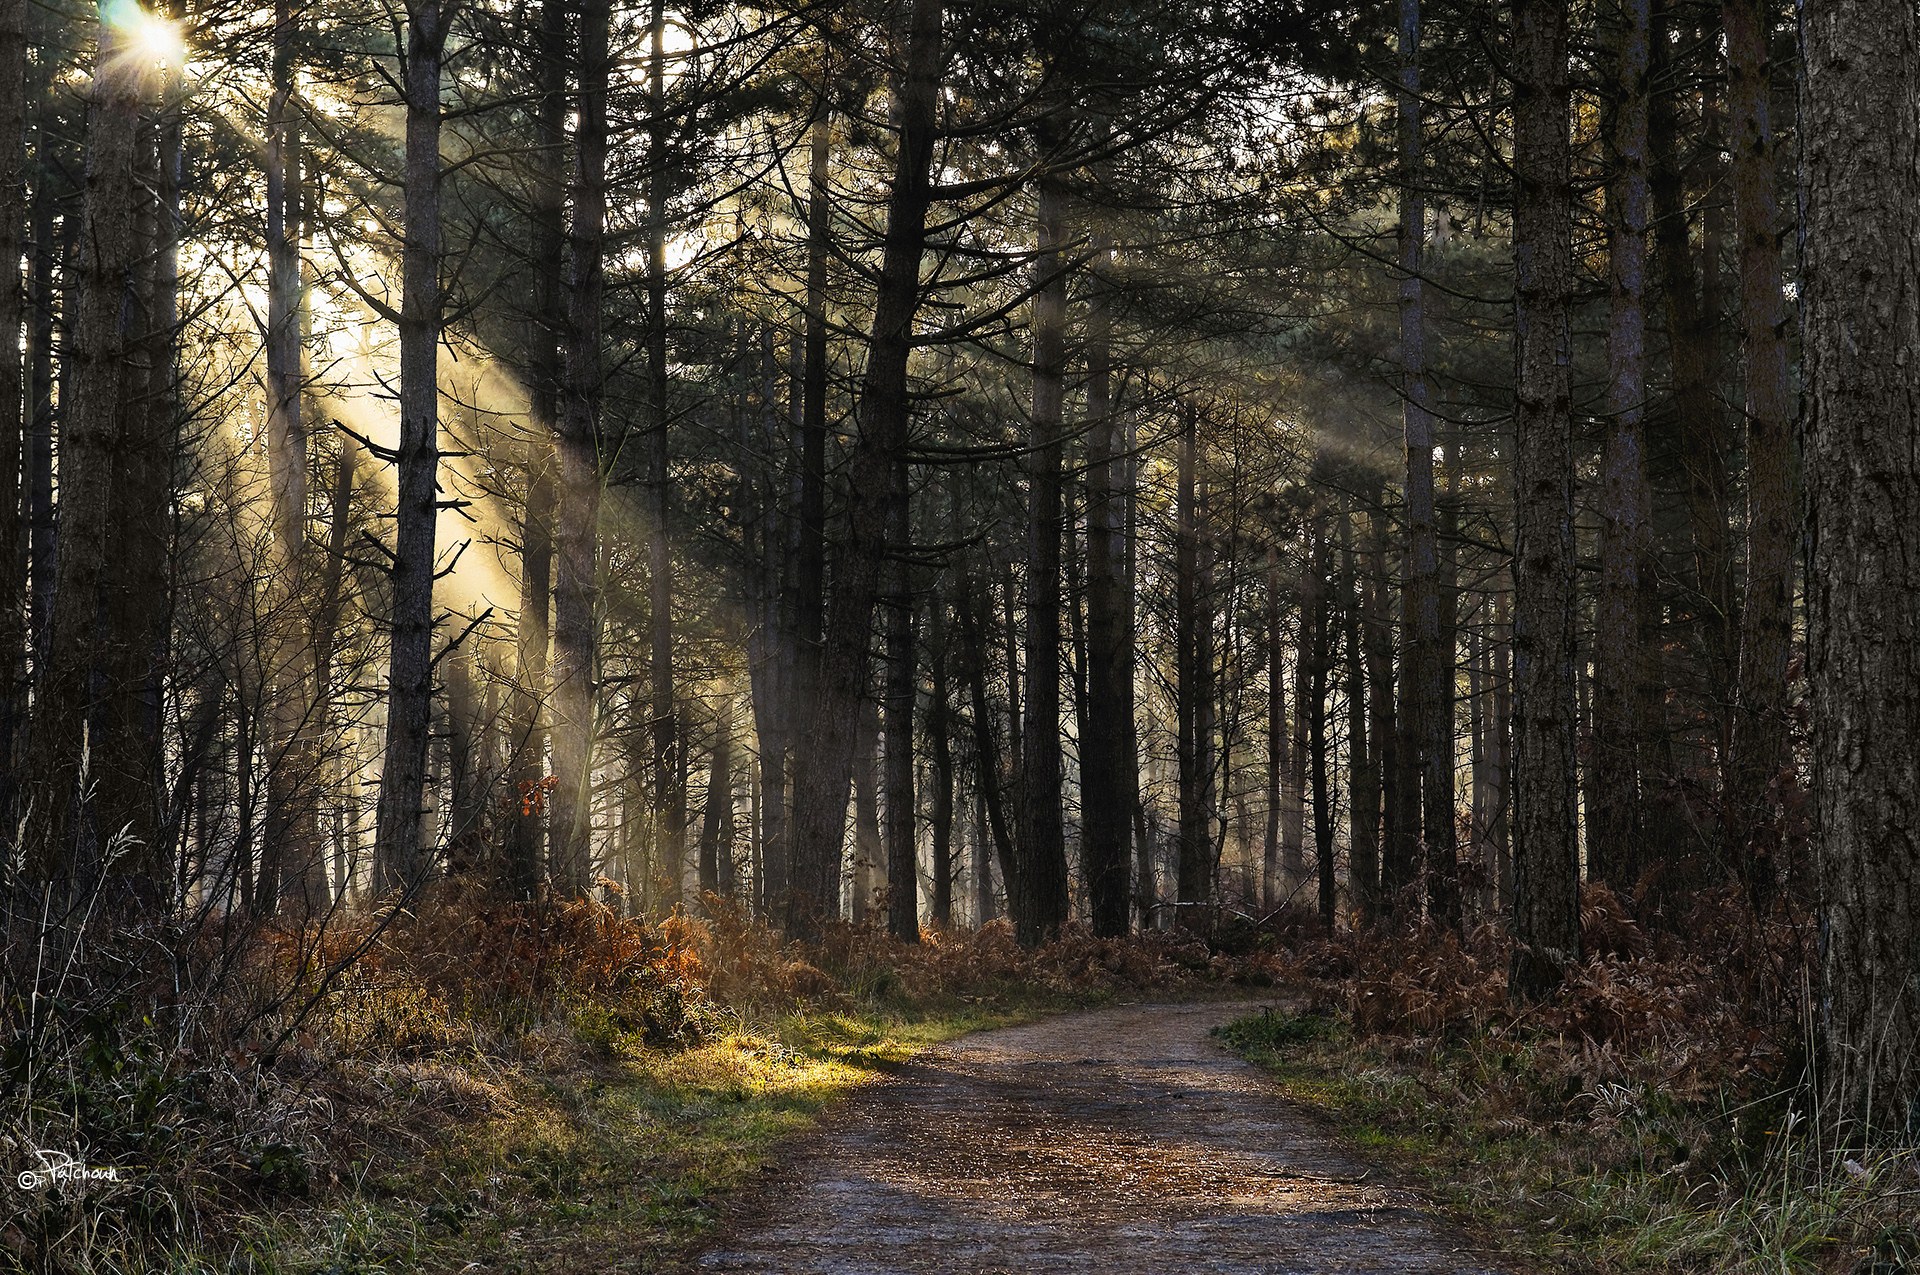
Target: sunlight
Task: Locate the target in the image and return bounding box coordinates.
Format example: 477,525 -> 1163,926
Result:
104,0 -> 185,69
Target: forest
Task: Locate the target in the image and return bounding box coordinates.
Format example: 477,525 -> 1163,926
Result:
2,0 -> 1918,1269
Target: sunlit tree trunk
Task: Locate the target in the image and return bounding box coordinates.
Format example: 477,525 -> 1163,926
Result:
509,0 -> 565,899
263,0 -> 322,913
787,0 -> 941,934
1175,404 -> 1209,909
1803,0 -> 1920,1139
698,689 -> 734,896
372,0 -> 453,895
1510,0 -> 1582,999
552,0 -> 610,896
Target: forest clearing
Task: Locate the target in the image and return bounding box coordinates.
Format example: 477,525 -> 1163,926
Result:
3,0 -> 1919,1271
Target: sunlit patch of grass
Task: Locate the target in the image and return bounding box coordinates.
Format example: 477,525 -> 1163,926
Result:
225,999 -> 1072,1275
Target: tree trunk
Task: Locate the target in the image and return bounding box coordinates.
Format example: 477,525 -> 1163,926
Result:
1591,0 -> 1655,896
787,0 -> 941,934
884,461 -> 919,942
698,689 -> 734,896
1653,10 -> 1735,772
1016,172 -> 1070,945
1510,0 -> 1582,999
509,0 -> 566,899
1175,405 -> 1208,909
371,1 -> 452,895
928,601 -> 955,926
1081,229 -> 1130,933
1262,558 -> 1285,911
552,0 -> 611,895
852,700 -> 880,922
0,0 -> 24,830
1724,0 -> 1792,916
1397,0 -> 1457,931
28,17 -> 145,883
1306,514 -> 1334,928
1365,494 -> 1403,909
1803,0 -> 1920,1138
1342,507 -> 1378,925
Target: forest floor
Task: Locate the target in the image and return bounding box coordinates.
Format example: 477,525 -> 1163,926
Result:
678,1000 -> 1519,1275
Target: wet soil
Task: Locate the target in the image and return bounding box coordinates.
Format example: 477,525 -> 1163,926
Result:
685,1001 -> 1516,1274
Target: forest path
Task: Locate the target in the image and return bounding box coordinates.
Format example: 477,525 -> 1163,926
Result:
684,1001 -> 1516,1274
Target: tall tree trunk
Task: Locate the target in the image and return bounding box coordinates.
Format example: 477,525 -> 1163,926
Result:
0,0 -> 24,829
1724,0 -> 1792,916
509,0 -> 566,899
552,0 -> 611,895
698,689 -> 734,896
1262,557 -> 1285,910
28,17 -> 145,883
884,461 -> 919,941
1016,172 -> 1069,944
928,601 -> 954,926
1397,0 -> 1458,930
264,0 -> 319,914
1367,498 -> 1405,906
852,700 -> 880,922
372,0 -> 452,896
1175,405 -> 1208,908
1803,0 -> 1920,1138
787,0 -> 941,934
1653,9 -> 1735,772
1342,507 -> 1378,925
1591,0 -> 1655,895
645,0 -> 684,913
1305,515 -> 1334,928
1081,226 -> 1130,933
1510,0 -> 1582,999
960,577 -> 1018,916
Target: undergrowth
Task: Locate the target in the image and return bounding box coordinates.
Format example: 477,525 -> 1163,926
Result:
1,882 -> 1276,1275
1220,882 -> 1909,1275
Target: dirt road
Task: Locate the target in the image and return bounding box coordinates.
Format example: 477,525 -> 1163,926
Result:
689,1001 -> 1515,1274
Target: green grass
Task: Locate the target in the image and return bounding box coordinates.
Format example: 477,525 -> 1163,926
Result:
199,997 -> 1074,1275
1216,1007 -> 1920,1275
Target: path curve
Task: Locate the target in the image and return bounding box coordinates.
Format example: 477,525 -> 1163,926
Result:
689,1001 -> 1515,1274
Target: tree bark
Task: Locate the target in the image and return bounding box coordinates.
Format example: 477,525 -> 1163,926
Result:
0,0 -> 24,831
1081,224 -> 1130,935
1591,0 -> 1655,895
928,600 -> 955,926
1724,0 -> 1792,916
884,461 -> 919,942
698,690 -> 734,896
1342,506 -> 1378,925
1398,0 -> 1458,931
787,0 -> 941,935
372,0 -> 452,896
509,0 -> 566,899
1016,172 -> 1070,945
552,0 -> 610,895
1509,0 -> 1582,999
1802,0 -> 1920,1139
28,17 -> 145,883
